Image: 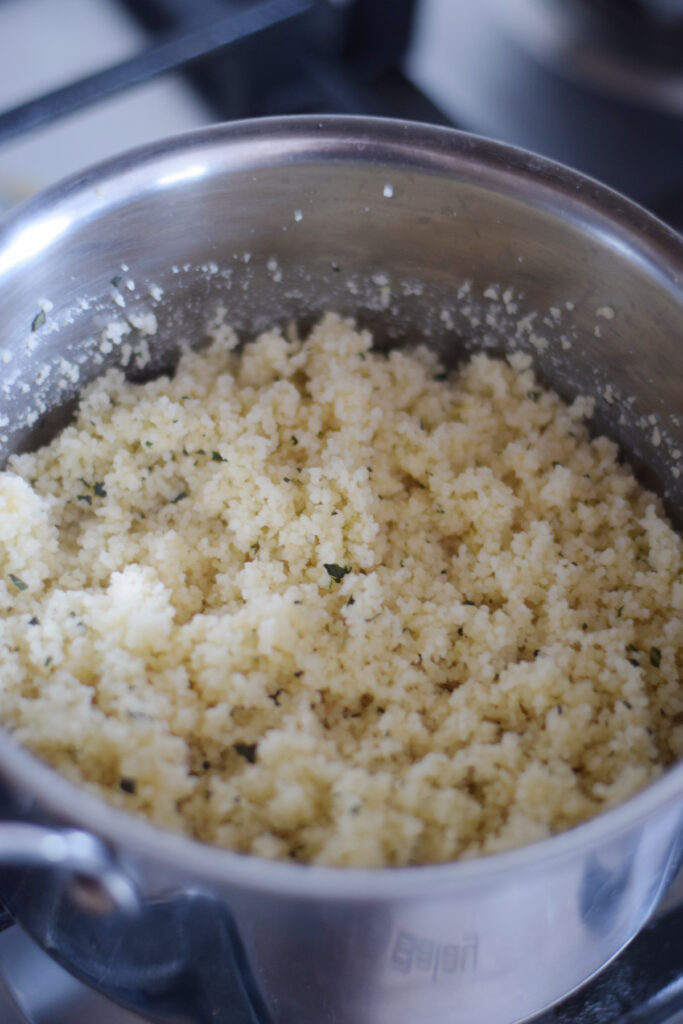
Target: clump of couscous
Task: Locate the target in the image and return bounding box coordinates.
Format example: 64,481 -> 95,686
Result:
0,313 -> 680,866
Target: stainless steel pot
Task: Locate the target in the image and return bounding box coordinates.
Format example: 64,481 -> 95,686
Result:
0,116 -> 681,1024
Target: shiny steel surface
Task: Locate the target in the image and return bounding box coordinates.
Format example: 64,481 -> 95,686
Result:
0,863 -> 678,1024
0,926 -> 144,1023
0,116 -> 681,1024
0,825 -> 138,914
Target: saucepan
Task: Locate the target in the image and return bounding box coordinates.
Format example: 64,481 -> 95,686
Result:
0,116 -> 681,1024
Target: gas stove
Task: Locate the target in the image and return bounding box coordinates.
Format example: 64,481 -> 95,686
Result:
0,1 -> 681,1022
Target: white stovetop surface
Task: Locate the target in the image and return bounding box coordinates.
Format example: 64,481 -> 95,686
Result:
0,0 -> 211,211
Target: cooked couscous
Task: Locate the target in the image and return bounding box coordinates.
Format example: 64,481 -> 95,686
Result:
0,313 -> 680,865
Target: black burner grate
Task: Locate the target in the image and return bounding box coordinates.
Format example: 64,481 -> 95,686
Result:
0,0 -> 448,147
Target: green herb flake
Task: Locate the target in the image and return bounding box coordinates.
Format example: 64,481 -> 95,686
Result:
93,481 -> 106,498
171,491 -> 188,504
8,573 -> 27,591
433,372 -> 448,382
291,435 -> 299,446
119,777 -> 137,794
234,742 -> 257,764
196,448 -> 206,455
463,599 -> 475,607
77,494 -> 92,506
552,461 -> 562,468
110,275 -> 122,289
145,441 -> 153,448
649,646 -> 662,669
616,606 -> 623,618
324,563 -> 351,583
78,478 -> 91,489
211,451 -> 225,462
528,390 -> 540,403
31,309 -> 46,332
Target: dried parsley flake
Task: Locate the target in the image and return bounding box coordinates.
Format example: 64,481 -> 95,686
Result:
234,742 -> 257,764
31,310 -> 46,332
324,563 -> 351,583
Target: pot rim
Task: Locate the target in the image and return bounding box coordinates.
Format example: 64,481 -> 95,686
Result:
0,114 -> 681,900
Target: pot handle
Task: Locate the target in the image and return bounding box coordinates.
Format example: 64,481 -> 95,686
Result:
0,822 -> 139,914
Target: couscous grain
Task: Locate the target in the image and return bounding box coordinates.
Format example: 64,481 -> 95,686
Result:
0,313 -> 681,865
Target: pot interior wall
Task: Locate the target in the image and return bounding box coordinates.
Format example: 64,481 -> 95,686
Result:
0,127 -> 681,528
